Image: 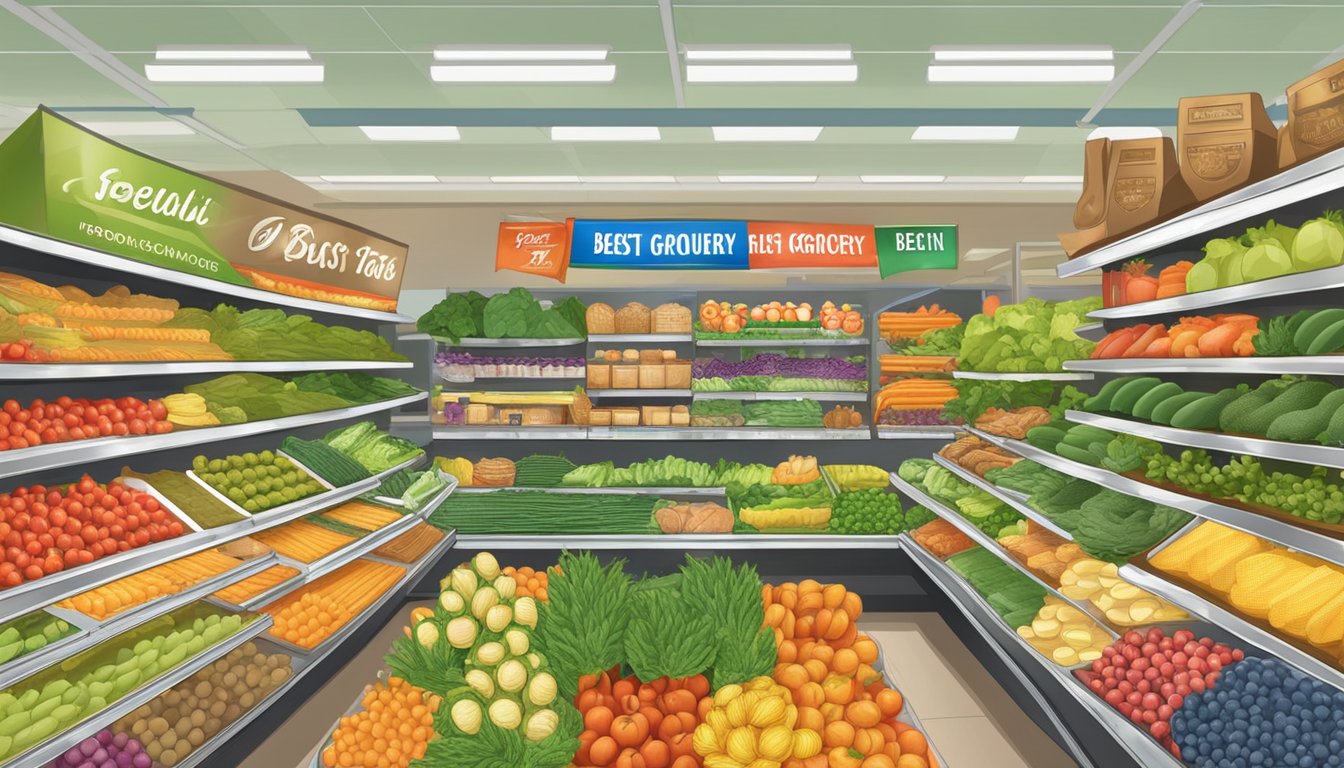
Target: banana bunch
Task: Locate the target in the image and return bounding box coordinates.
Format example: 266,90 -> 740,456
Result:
163,393 -> 221,427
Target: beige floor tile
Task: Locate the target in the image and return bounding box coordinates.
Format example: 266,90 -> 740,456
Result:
921,715 -> 1079,768
866,627 -> 987,719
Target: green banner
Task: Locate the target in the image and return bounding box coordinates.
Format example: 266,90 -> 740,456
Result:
0,108 -> 408,313
875,224 -> 958,278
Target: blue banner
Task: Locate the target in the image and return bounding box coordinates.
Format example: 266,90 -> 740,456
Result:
569,219 -> 750,269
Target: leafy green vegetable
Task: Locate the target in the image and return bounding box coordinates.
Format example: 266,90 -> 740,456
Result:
1049,385 -> 1089,420
624,587 -> 718,682
323,420 -> 424,472
679,556 -> 775,690
537,551 -> 634,700
1101,434 -> 1160,473
958,297 -> 1100,372
417,291 -> 487,342
165,305 -> 404,362
1291,211 -> 1344,271
899,324 -> 964,356
941,379 -> 1056,425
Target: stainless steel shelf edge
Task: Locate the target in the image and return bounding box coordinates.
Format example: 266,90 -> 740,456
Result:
0,359 -> 412,380
433,426 -> 589,440
0,393 -> 427,480
451,533 -> 901,550
694,337 -> 869,347
1067,410 -> 1344,470
692,390 -> 869,401
1089,265 -> 1344,320
586,427 -> 871,440
588,334 -> 694,343
0,554 -> 277,690
0,615 -> 273,768
0,224 -> 413,324
421,336 -> 585,348
1057,146 -> 1344,278
875,426 -> 964,440
930,454 -> 1076,541
952,370 -> 1094,381
1063,356 -> 1344,375
588,389 -> 693,398
902,534 -> 1164,768
0,457 -> 419,624
1118,565 -> 1344,696
966,427 -> 1344,568
889,472 -> 1116,632
454,486 -> 726,496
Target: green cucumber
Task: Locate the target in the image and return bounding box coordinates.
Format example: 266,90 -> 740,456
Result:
1293,308 -> 1344,353
0,710 -> 30,738
1305,317 -> 1344,355
1083,375 -> 1141,413
1131,381 -> 1185,421
1056,443 -> 1104,467
1110,377 -> 1164,415
1150,391 -> 1210,425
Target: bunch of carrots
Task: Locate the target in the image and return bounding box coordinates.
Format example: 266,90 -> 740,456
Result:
877,356 -> 956,378
877,306 -> 961,341
873,380 -> 959,413
1092,314 -> 1260,359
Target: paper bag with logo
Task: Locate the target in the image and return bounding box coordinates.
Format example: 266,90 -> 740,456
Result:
495,222 -> 569,282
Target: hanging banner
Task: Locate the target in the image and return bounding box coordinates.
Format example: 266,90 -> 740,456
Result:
495,221 -> 570,282
0,108 -> 409,313
875,224 -> 958,277
746,222 -> 877,269
568,219 -> 750,270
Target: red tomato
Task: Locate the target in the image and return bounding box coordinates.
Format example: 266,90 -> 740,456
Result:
76,549 -> 93,565
22,565 -> 41,580
3,571 -> 20,587
1,401 -> 16,415
63,549 -> 80,567
128,419 -> 147,435
23,541 -> 41,557
166,522 -> 183,537
79,525 -> 98,544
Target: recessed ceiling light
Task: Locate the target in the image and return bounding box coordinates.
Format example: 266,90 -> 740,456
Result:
711,126 -> 822,142
77,120 -> 195,137
154,46 -> 311,61
1021,175 -> 1084,183
912,126 -> 1019,142
686,64 -> 856,83
928,64 -> 1113,83
432,65 -> 615,83
549,126 -> 660,141
717,175 -> 817,183
932,46 -> 1112,62
359,126 -> 460,141
318,175 -> 439,184
1086,126 -> 1163,141
859,174 -> 946,183
434,46 -> 610,61
582,176 -> 677,183
146,46 -> 323,82
684,46 -> 853,61
491,175 -> 583,183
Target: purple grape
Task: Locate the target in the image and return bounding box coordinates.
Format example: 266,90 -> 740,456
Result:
80,739 -> 98,757
131,753 -> 151,768
96,732 -> 113,747
74,761 -> 94,768
90,749 -> 107,764
62,747 -> 83,765
111,734 -> 127,750
124,741 -> 141,756
115,753 -> 133,768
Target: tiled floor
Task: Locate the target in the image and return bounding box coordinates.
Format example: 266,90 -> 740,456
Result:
244,608 -> 1078,768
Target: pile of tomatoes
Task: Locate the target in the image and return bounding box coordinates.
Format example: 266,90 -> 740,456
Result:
0,396 -> 172,451
1,341 -> 42,362
0,476 -> 185,588
574,667 -> 709,768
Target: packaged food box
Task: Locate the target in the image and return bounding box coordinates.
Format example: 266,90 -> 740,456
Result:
1281,58 -> 1344,167
1178,92 -> 1277,201
1104,137 -> 1194,237
586,363 -> 611,389
639,364 -> 666,388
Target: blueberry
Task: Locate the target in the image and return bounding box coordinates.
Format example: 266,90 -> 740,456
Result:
1315,705 -> 1331,720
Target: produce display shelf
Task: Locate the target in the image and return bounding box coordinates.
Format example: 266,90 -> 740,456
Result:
693,337 -> 869,347
1074,322 -> 1105,334
1063,356 -> 1344,376
0,223 -> 414,324
966,427 -> 1344,569
889,472 -> 1114,631
900,533 -> 1179,768
264,529 -> 457,658
241,480 -> 456,609
432,426 -> 589,440
1088,264 -> 1344,320
0,552 -> 278,691
0,359 -> 413,380
1066,410 -> 1344,470
1118,564 -> 1344,697
426,335 -> 585,348
952,370 -> 1094,381
0,392 -> 427,480
1056,145 -> 1344,278
929,454 -> 1076,541
875,425 -> 963,440
588,333 -> 694,343
0,614 -> 273,768
586,388 -> 693,398
438,375 -> 584,383
451,533 -> 901,550
691,390 -> 869,401
0,457 -> 422,624
587,426 -> 871,440
453,485 -> 725,497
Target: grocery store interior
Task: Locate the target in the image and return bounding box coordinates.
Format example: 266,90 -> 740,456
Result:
3,2 -> 1344,768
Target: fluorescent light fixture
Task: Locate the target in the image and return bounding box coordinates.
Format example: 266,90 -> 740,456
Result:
686,64 -> 856,83
78,120 -> 195,137
711,126 -> 822,142
145,64 -> 324,83
359,125 -> 460,141
1021,175 -> 1084,183
434,46 -> 610,61
912,126 -> 1019,142
318,175 -> 439,184
928,64 -> 1113,83
932,46 -> 1112,62
432,65 -> 615,83
684,46 -> 852,61
1086,126 -> 1163,141
549,126 -> 660,141
491,175 -> 582,183
859,174 -> 946,183
717,175 -> 817,183
582,176 -> 677,183
155,46 -> 311,61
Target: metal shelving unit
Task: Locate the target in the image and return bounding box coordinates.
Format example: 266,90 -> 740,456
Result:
967,427 -> 1344,567
0,393 -> 426,479
587,388 -> 693,398
588,333 -> 693,343
452,533 -> 901,550
0,359 -> 412,380
1067,410 -> 1344,470
433,426 -> 589,440
694,337 -> 869,347
587,426 -> 871,440
454,485 -> 724,497
1064,356 -> 1344,376
1088,264 -> 1344,320
692,390 -> 869,401
929,454 -> 1076,540
875,426 -> 963,440
407,335 -> 584,347
952,370 -> 1094,381
1056,145 -> 1344,278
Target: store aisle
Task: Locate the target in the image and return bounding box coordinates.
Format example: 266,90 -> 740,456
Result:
237,605 -> 1076,768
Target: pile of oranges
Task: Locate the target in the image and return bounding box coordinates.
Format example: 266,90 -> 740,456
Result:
502,564 -> 556,602
321,677 -> 440,768
269,592 -> 352,649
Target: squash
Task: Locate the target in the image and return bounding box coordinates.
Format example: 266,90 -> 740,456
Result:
771,455 -> 821,485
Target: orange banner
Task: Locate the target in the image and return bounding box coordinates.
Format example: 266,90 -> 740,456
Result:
495,222 -> 570,282
746,222 -> 877,269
